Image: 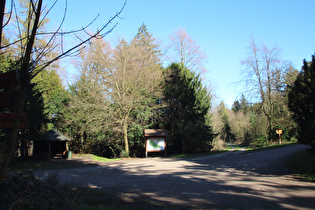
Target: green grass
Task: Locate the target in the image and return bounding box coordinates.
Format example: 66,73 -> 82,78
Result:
224,143 -> 251,152
89,155 -> 121,162
244,142 -> 297,153
287,149 -> 315,181
168,150 -> 229,159
76,154 -> 121,161
168,142 -> 298,159
169,153 -> 206,158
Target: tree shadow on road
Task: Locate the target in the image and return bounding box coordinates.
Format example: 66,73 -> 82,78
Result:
38,145 -> 315,209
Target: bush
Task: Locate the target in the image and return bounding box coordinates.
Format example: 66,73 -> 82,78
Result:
120,150 -> 129,158
287,149 -> 315,181
250,135 -> 268,148
89,140 -> 122,158
0,172 -> 79,209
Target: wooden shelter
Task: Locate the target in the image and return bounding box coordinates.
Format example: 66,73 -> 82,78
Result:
144,129 -> 168,157
33,130 -> 71,159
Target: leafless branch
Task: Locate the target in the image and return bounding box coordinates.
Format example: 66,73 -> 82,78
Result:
12,0 -> 23,53
31,0 -> 127,79
2,0 -> 13,28
38,0 -> 58,27
35,0 -> 67,62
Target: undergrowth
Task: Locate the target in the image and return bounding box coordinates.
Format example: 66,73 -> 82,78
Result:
0,172 -> 80,209
287,149 -> 315,181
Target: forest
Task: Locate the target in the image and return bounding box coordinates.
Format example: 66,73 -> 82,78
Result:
0,0 -> 315,182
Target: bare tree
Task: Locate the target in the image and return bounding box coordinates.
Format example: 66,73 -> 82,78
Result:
0,0 -> 126,181
168,27 -> 206,73
241,37 -> 287,141
72,34 -> 163,155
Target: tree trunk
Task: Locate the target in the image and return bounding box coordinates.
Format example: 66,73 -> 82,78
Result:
0,0 -> 6,49
123,119 -> 129,155
0,0 -> 42,182
0,85 -> 28,181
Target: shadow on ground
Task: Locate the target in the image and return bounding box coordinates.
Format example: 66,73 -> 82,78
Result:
36,145 -> 315,209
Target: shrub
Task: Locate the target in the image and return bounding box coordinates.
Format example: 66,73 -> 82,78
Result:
0,172 -> 79,209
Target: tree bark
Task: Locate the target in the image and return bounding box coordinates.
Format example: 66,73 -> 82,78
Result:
0,0 -> 42,182
0,0 -> 5,49
123,118 -> 129,155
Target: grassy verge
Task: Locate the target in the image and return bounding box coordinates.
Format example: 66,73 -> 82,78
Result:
88,154 -> 121,162
287,149 -> 315,181
169,142 -> 297,158
168,150 -> 228,159
8,154 -> 121,172
244,142 -> 297,153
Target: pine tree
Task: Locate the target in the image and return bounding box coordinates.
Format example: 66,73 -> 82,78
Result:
32,69 -> 68,130
288,54 -> 315,148
162,63 -> 212,154
218,101 -> 233,142
232,100 -> 241,113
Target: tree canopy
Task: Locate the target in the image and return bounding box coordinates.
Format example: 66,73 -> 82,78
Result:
161,63 -> 212,154
288,54 -> 315,148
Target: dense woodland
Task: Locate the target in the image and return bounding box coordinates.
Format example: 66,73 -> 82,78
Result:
0,1 -> 314,178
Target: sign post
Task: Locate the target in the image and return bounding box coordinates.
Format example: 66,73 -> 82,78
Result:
144,129 -> 168,158
276,129 -> 282,144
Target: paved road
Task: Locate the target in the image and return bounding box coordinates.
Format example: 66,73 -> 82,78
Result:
36,144 -> 315,209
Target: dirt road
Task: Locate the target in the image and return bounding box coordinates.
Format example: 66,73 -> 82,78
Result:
36,144 -> 315,209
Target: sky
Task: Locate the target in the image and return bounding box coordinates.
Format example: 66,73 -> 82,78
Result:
46,0 -> 315,107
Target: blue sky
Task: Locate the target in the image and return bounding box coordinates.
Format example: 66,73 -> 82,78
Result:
47,0 -> 315,107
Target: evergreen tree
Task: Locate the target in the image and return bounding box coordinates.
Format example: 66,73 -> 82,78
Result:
232,100 -> 241,113
232,94 -> 249,113
239,94 -> 250,114
21,81 -> 48,157
0,56 -> 48,158
288,54 -> 315,148
218,101 -> 233,142
32,69 -> 68,130
162,63 -> 212,154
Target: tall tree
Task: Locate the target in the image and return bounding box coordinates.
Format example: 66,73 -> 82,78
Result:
0,0 -> 126,182
232,100 -> 241,113
169,27 -> 206,73
232,94 -> 249,113
32,68 -> 68,130
162,63 -> 212,154
218,101 -> 233,142
241,38 -> 287,142
288,54 -> 315,148
72,25 -> 163,156
228,108 -> 251,144
112,35 -> 163,155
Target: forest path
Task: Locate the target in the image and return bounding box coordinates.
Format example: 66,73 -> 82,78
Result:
36,144 -> 315,209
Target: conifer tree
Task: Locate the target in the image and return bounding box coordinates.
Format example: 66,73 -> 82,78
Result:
218,101 -> 233,142
162,63 -> 212,154
288,54 -> 315,148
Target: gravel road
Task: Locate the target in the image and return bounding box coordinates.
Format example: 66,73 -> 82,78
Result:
36,144 -> 315,209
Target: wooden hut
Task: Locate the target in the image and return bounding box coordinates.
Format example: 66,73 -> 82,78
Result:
33,130 -> 71,159
144,129 -> 168,157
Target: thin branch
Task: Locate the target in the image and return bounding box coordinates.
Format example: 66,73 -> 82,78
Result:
12,0 -> 23,54
38,0 -> 58,27
2,0 -> 13,28
31,0 -> 127,79
1,7 -> 99,50
35,0 -> 67,62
